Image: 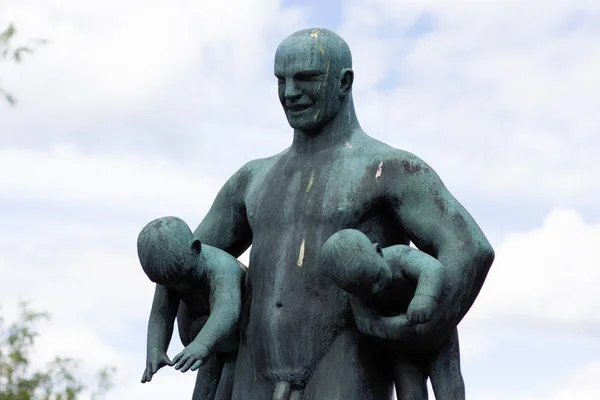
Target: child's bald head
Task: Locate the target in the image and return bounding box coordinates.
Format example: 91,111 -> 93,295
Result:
137,216 -> 201,285
320,229 -> 392,298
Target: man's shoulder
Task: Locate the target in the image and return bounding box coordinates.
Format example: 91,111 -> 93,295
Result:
358,137 -> 434,177
221,154 -> 278,192
237,150 -> 285,176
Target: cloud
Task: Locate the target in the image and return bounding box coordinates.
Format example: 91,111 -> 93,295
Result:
1,0 -> 599,399
465,358 -> 600,400
338,0 -> 600,205
0,145 -> 222,217
4,0 -> 598,207
467,208 -> 600,332
0,0 -> 304,162
0,213 -> 196,399
520,359 -> 600,400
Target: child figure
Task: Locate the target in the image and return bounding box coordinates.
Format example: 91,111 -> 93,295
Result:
319,229 -> 464,400
137,216 -> 246,400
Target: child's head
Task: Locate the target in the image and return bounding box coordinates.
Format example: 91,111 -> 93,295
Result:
319,229 -> 392,299
137,216 -> 201,286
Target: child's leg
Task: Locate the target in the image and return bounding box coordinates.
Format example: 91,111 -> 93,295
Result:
191,353 -> 224,400
214,352 -> 237,400
178,303 -> 223,400
393,353 -> 429,400
177,302 -> 208,346
428,327 -> 465,400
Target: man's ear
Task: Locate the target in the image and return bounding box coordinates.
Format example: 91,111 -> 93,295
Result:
339,68 -> 354,96
190,238 -> 202,254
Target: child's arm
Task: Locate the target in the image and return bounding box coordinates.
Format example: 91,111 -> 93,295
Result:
384,245 -> 445,324
141,284 -> 179,383
173,256 -> 243,373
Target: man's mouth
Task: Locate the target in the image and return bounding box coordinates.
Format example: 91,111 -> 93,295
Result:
287,103 -> 311,112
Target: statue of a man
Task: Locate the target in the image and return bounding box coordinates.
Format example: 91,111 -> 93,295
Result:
193,28 -> 495,399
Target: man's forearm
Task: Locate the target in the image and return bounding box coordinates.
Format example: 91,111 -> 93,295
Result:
437,240 -> 494,320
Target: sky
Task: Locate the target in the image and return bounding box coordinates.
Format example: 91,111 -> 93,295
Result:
1,0 -> 599,398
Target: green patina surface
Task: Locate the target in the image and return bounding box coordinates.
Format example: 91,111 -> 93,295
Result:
139,28 -> 494,400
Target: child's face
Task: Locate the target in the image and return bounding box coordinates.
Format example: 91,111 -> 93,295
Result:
349,244 -> 390,299
369,263 -> 389,297
166,262 -> 196,292
162,239 -> 199,292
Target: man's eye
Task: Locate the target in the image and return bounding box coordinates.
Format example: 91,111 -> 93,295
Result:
277,78 -> 285,85
297,74 -> 323,82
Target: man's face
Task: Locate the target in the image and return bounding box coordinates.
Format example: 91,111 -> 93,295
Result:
274,37 -> 342,131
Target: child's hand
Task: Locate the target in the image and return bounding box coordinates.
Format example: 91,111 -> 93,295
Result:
407,294 -> 438,324
141,350 -> 173,383
173,342 -> 211,373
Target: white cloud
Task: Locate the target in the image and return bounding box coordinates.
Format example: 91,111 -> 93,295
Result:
0,145 -> 221,216
1,0 -> 599,399
1,0 -> 298,111
0,0 -> 304,163
0,214 -> 197,399
519,359 -> 600,400
468,208 -> 600,330
339,0 -> 600,205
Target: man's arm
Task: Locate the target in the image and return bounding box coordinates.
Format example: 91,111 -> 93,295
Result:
193,160 -> 261,256
386,152 -> 495,349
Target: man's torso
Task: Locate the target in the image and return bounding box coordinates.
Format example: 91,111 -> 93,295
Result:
241,137 -> 411,377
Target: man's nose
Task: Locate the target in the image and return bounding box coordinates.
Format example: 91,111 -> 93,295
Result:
284,80 -> 302,101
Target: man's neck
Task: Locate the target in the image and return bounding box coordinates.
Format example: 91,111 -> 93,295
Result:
290,97 -> 362,154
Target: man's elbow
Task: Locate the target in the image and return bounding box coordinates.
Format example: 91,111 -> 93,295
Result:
473,239 -> 495,274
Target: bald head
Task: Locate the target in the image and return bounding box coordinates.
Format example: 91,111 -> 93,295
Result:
277,28 -> 352,70
319,229 -> 392,299
274,28 -> 355,132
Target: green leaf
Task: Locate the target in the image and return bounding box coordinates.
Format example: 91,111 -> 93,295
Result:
12,47 -> 33,63
0,24 -> 16,44
0,302 -> 115,399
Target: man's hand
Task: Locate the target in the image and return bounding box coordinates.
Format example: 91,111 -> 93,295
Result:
141,350 -> 173,383
173,342 -> 211,373
350,297 -> 416,342
407,294 -> 438,324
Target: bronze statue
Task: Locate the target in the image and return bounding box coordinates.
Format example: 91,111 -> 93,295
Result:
138,217 -> 245,399
320,228 -> 463,399
139,28 -> 494,400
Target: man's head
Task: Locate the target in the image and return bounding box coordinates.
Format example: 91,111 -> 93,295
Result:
137,216 -> 201,287
274,28 -> 354,132
319,229 -> 392,299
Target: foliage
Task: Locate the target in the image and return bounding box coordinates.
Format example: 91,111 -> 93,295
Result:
0,302 -> 115,400
0,23 -> 47,106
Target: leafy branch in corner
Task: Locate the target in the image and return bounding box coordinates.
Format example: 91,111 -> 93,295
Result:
0,302 -> 115,400
0,23 -> 48,106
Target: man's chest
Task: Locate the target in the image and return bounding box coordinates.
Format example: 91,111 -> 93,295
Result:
245,154 -> 387,232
